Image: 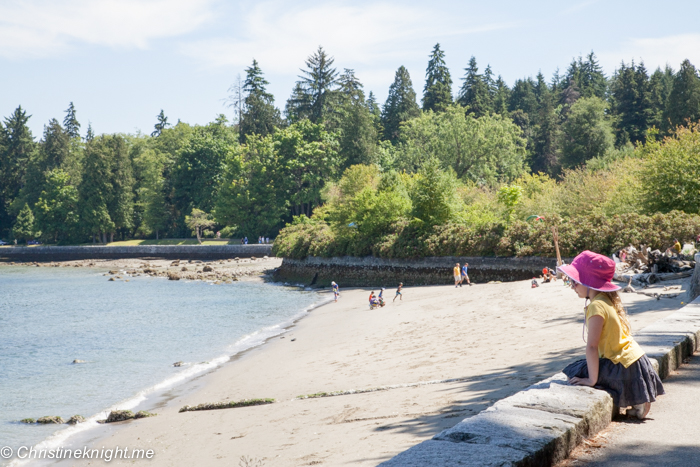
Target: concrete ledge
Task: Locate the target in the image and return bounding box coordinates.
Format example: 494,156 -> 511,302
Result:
0,244 -> 273,261
381,296 -> 700,467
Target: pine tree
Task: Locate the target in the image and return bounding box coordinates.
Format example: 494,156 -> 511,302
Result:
367,91 -> 383,135
565,52 -> 607,100
457,57 -> 491,117
381,66 -> 420,143
41,118 -> 70,169
492,76 -> 511,115
664,59 -> 700,131
79,136 -> 115,241
335,69 -> 378,168
240,59 -> 281,142
85,122 -> 95,142
151,110 -> 170,137
422,43 -> 453,112
649,66 -> 674,131
509,78 -> 538,116
610,61 -> 652,145
0,106 -> 35,236
286,46 -> 339,124
63,102 -> 81,139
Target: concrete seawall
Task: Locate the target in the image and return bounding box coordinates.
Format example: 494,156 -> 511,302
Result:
274,256 -> 567,287
0,244 -> 273,261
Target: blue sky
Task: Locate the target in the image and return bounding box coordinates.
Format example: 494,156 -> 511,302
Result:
2,0 -> 700,138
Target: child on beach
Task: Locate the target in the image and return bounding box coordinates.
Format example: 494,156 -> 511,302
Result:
461,263 -> 472,286
453,263 -> 462,287
394,283 -> 403,302
331,281 -> 339,302
558,250 -> 664,419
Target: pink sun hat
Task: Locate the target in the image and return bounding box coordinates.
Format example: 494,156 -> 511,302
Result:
557,250 -> 621,292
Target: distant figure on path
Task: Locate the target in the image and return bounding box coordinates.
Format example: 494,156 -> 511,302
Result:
216,231 -> 221,239
331,281 -> 339,302
453,263 -> 462,288
461,263 -> 472,286
394,283 -> 403,302
244,237 -> 248,245
559,250 -> 664,420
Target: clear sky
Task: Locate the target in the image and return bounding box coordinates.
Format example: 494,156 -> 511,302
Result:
2,0 -> 700,138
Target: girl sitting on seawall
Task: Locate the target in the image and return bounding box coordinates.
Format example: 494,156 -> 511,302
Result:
558,250 -> 664,419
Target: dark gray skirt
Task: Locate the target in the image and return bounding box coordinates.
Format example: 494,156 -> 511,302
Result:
562,354 -> 664,407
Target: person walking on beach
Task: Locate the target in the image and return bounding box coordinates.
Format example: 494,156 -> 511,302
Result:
331,281 -> 339,302
461,263 -> 472,286
453,263 -> 462,287
393,283 -> 403,302
558,250 -> 664,419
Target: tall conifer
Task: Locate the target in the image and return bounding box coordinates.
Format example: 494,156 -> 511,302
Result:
422,43 -> 453,112
63,102 -> 81,139
286,46 -> 339,124
240,59 -> 281,142
458,57 -> 491,117
664,59 -> 700,131
381,66 -> 420,143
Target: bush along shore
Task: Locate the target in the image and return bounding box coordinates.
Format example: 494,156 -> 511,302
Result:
273,211 -> 700,260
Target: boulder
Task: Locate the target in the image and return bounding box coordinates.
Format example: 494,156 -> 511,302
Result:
181,266 -> 188,271
37,416 -> 64,424
72,359 -> 86,364
105,410 -> 134,423
20,418 -> 35,424
134,411 -> 156,419
202,265 -> 213,272
67,415 -> 86,425
108,270 -> 118,275
108,277 -> 115,281
173,361 -> 185,367
168,272 -> 180,281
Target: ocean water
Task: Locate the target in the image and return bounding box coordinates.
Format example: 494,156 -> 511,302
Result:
0,266 -> 322,465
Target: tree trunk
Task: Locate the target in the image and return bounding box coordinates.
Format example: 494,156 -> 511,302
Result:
196,227 -> 202,244
110,232 -> 114,243
156,230 -> 159,240
92,234 -> 95,244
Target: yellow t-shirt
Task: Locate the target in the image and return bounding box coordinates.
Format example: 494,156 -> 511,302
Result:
586,294 -> 644,368
453,266 -> 460,277
674,241 -> 682,253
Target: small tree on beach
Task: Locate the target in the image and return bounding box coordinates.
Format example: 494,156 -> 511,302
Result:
13,203 -> 36,243
185,208 -> 215,244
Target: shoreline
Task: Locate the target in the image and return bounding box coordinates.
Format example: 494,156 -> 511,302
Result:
40,276 -> 691,467
12,284 -> 331,467
0,257 -> 283,284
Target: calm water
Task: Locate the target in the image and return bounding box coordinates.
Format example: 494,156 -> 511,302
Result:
0,266 -> 321,464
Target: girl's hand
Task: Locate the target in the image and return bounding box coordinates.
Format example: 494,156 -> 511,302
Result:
568,377 -> 595,387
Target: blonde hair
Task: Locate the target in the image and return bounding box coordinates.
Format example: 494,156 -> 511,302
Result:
602,291 -> 632,335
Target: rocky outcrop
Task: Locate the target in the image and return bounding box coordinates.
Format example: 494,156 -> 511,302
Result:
0,245 -> 272,261
37,416 -> 64,424
67,415 -> 86,425
274,256 -> 566,287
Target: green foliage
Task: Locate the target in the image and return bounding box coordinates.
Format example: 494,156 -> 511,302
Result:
559,97 -> 614,168
397,106 -> 527,185
497,184 -> 523,222
13,203 -> 36,242
664,59 -> 700,132
641,124 -> 700,214
34,169 -> 79,242
63,102 -> 81,139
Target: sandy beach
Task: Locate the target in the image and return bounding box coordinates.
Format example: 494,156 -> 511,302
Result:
50,276 -> 688,467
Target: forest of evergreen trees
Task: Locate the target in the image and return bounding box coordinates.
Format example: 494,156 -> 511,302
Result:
2,44 -> 700,245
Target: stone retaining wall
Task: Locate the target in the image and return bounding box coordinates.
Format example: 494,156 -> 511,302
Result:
274,256 -> 568,287
0,245 -> 273,261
